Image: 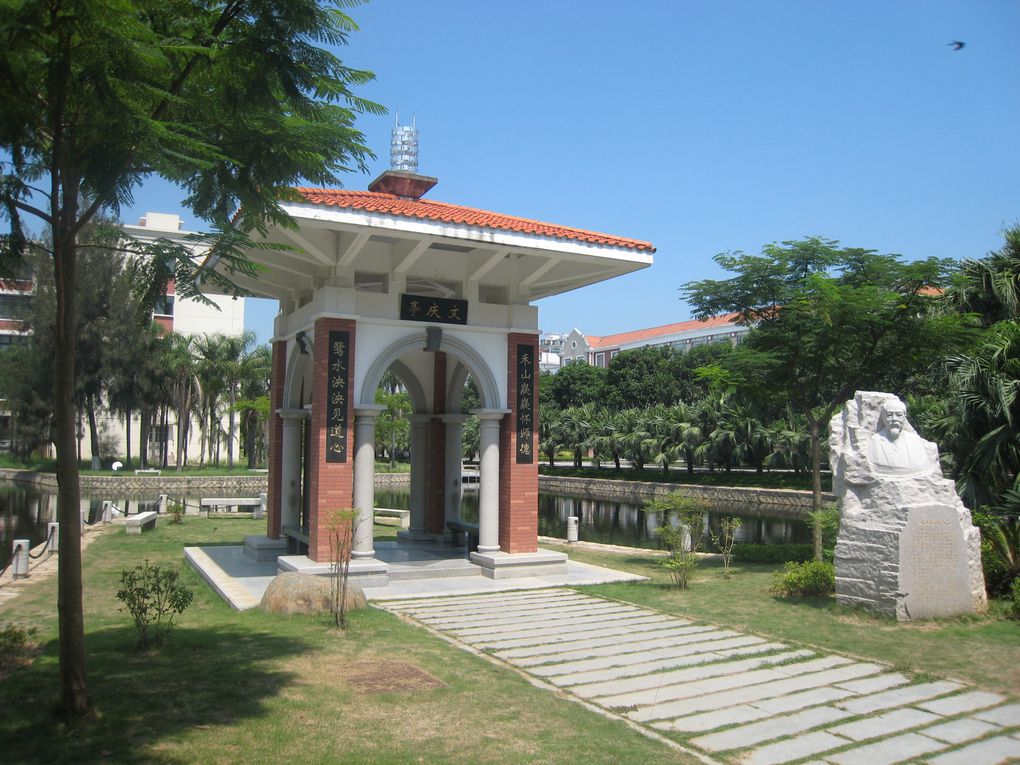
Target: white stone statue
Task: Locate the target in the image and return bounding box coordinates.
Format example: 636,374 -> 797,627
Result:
829,391 -> 986,620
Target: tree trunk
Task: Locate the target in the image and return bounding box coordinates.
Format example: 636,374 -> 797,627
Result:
53,210 -> 89,715
227,389 -> 236,468
809,418 -> 823,561
139,408 -> 149,468
124,407 -> 132,469
86,394 -> 101,470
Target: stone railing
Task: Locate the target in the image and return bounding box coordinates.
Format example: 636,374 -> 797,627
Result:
538,474 -> 832,510
0,469 -> 269,496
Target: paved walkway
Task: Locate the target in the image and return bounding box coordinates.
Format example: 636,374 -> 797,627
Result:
380,589 -> 1020,765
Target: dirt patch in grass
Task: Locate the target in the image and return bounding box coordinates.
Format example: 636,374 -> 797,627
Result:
345,660 -> 447,694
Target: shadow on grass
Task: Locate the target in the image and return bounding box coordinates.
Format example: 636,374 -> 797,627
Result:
0,622 -> 311,764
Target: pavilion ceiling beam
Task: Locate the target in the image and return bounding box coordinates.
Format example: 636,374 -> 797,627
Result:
338,231 -> 371,267
278,228 -> 333,266
393,240 -> 430,274
520,256 -> 562,288
468,247 -> 509,282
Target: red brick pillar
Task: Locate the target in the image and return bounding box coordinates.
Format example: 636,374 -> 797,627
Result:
267,339 -> 287,539
499,333 -> 539,553
425,352 -> 447,534
307,318 -> 356,562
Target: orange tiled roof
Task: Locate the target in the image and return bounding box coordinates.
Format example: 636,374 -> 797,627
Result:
294,188 -> 655,252
589,313 -> 742,349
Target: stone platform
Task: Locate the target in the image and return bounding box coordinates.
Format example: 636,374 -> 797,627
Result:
184,540 -> 645,610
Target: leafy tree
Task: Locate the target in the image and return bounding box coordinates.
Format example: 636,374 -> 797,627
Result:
683,237 -> 971,559
545,362 -> 607,409
0,0 -> 380,713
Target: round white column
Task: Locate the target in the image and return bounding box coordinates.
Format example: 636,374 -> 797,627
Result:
352,405 -> 385,559
407,414 -> 431,536
441,414 -> 469,527
276,409 -> 307,534
475,411 -> 507,553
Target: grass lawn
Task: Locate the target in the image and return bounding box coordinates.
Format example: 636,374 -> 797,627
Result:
0,520 -> 684,765
2,522 -> 1016,764
544,541 -> 1020,695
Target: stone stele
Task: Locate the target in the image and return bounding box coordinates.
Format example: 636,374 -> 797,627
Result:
828,391 -> 986,620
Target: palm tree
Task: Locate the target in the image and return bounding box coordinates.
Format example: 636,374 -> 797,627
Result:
235,344 -> 272,468
765,407 -> 811,474
163,333 -> 202,472
554,404 -> 597,468
220,331 -> 257,469
194,333 -> 228,466
538,402 -> 560,467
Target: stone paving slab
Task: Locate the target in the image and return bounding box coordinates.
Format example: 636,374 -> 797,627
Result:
925,734 -> 1020,765
629,661 -> 881,723
472,614 -> 678,649
835,681 -> 964,715
548,641 -> 789,688
742,730 -> 849,765
691,705 -> 852,752
974,702 -> 1020,727
825,731 -> 949,765
920,717 -> 1002,745
530,634 -> 769,678
826,707 -> 942,742
379,588 -> 1019,765
917,691 -> 1007,717
496,624 -> 713,662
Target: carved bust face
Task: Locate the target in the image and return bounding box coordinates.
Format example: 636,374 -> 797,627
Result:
882,401 -> 907,441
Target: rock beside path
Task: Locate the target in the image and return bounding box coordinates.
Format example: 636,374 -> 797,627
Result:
260,571 -> 366,615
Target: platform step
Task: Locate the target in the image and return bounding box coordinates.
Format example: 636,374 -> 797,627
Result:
387,558 -> 483,581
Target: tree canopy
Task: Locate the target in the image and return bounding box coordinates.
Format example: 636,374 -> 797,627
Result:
0,0 -> 381,715
682,237 -> 973,556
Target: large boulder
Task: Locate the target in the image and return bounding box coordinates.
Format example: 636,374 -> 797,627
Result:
260,572 -> 367,615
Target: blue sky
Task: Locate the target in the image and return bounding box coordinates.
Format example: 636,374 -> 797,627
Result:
121,1 -> 1020,346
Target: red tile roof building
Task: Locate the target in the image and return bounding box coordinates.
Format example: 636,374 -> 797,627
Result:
556,313 -> 750,369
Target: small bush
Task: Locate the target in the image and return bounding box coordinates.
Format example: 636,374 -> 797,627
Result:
648,491 -> 706,589
167,502 -> 185,524
1007,577 -> 1020,621
0,624 -> 38,679
733,543 -> 815,564
116,560 -> 194,649
770,560 -> 835,597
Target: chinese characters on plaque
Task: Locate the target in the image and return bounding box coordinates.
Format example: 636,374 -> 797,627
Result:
399,293 -> 468,325
516,344 -> 535,464
326,330 -> 350,463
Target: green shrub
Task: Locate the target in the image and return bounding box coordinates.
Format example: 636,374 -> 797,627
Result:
116,560 -> 194,649
770,560 -> 835,597
733,543 -> 814,564
0,623 -> 38,678
1007,577 -> 1020,621
167,502 -> 185,525
647,491 -> 706,589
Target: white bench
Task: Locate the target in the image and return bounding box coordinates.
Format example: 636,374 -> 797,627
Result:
134,468 -> 161,476
200,494 -> 267,519
374,508 -> 410,529
126,511 -> 158,534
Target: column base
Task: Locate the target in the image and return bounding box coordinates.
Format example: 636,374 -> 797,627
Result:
351,549 -> 376,560
469,549 -> 568,580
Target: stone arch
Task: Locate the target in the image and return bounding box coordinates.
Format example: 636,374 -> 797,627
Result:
284,338 -> 314,409
387,359 -> 429,413
445,360 -> 471,413
359,332 -> 501,411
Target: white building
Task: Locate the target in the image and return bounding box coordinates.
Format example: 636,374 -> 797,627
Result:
555,313 -> 750,369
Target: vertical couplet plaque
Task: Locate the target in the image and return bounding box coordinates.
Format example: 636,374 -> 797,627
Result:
326,330 -> 350,463
515,343 -> 535,463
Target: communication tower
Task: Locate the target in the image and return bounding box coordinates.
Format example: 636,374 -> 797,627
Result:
390,114 -> 419,173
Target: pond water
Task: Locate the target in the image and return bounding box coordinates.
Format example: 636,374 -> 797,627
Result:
376,486 -> 811,550
1,483 -> 812,569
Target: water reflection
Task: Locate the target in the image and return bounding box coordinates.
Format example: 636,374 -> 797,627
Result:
374,486 -> 809,550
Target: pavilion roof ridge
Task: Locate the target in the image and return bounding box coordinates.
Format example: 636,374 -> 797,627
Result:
292,187 -> 655,253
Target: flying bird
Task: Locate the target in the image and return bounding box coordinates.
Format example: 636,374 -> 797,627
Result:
948,41 -> 965,51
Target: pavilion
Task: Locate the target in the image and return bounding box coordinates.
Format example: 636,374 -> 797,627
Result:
228,169 -> 654,584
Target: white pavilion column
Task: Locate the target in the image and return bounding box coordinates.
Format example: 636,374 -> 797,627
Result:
441,414 -> 468,528
403,414 -> 431,539
276,409 -> 308,533
352,405 -> 385,559
475,411 -> 505,553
